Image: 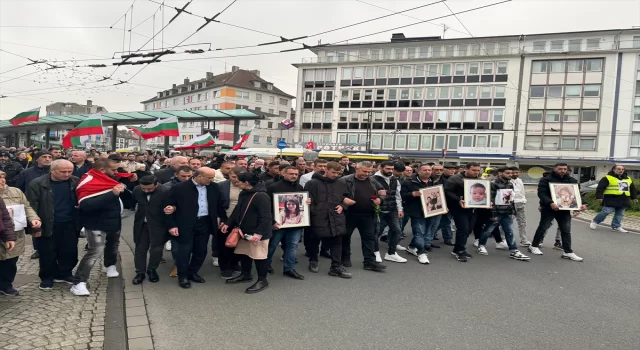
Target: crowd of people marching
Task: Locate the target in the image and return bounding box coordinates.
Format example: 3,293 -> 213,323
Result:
0,145 -> 636,295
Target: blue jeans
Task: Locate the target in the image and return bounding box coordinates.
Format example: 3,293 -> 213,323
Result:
410,215 -> 442,254
267,228 -> 303,272
593,206 -> 625,229
439,213 -> 453,241
479,215 -> 517,251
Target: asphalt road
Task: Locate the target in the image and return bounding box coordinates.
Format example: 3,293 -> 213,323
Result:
120,193 -> 640,350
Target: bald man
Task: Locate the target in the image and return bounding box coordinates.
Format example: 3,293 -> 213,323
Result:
155,156 -> 188,184
164,167 -> 227,289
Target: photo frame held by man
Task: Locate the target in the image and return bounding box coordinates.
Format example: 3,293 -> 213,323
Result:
419,185 -> 448,218
272,192 -> 310,228
463,179 -> 491,209
549,183 -> 582,210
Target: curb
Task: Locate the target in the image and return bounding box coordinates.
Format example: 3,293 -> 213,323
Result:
572,215 -> 640,234
119,239 -> 155,350
104,256 -> 128,350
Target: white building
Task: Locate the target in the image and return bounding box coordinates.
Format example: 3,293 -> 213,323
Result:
140,66 -> 295,148
293,28 -> 640,183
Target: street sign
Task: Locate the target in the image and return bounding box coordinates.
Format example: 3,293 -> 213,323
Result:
276,140 -> 287,149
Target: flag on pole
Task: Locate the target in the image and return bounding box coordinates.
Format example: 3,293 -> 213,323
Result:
232,128 -> 253,151
281,119 -> 295,130
129,116 -> 179,140
10,107 -> 40,126
62,114 -> 103,148
174,133 -> 215,150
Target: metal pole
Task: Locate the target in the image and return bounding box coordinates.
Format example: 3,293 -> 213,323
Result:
366,109 -> 372,153
110,124 -> 117,151
163,136 -> 169,156
44,128 -> 51,149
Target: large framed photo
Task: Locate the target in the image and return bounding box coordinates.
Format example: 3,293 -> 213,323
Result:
420,185 -> 448,218
549,183 -> 582,210
273,192 -> 310,228
463,179 -> 491,209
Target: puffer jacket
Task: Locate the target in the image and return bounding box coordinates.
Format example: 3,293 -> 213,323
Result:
401,174 -> 431,218
490,176 -> 515,216
595,171 -> 638,208
305,173 -> 348,238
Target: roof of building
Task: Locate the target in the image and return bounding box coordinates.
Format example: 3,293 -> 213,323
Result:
140,68 -> 295,103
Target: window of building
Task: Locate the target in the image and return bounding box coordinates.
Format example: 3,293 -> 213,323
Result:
533,41 -> 546,51
550,61 -> 565,73
579,137 -> 596,150
458,44 -> 468,56
448,135 -> 459,150
586,38 -> 601,50
495,86 -> 506,98
542,136 -> 559,150
350,112 -> 359,122
326,91 -> 333,101
563,110 -> 579,122
399,111 -> 408,122
434,135 -> 445,150
324,111 -> 333,123
424,111 -> 434,122
560,137 -> 577,150
269,96 -> 275,104
479,110 -> 490,122
461,135 -> 473,147
469,63 -> 479,75
364,89 -> 373,101
567,60 -> 583,72
386,111 -> 395,122
314,91 -> 323,101
383,134 -> 393,149
436,110 -> 447,122
253,135 -> 260,143
464,110 -> 475,122
546,110 -> 561,122
401,66 -> 412,78
480,86 -> 492,98
482,62 -> 493,75
415,65 -> 426,77
532,61 -> 548,73
395,135 -> 407,149
279,98 -> 288,106
256,93 -> 262,102
530,86 -> 546,98
352,90 -> 361,100
376,89 -> 385,100
370,135 -> 382,149
528,110 -> 543,122
548,86 -> 563,98
455,63 -> 466,76
421,135 -> 432,149
450,110 -> 462,122
389,88 -> 397,100
373,111 -> 383,122
566,85 -> 582,97
342,68 -> 353,80
493,110 -> 504,122
339,111 -> 348,122
341,90 -> 349,101
634,107 -> 640,121
490,135 -> 500,147
240,91 -> 250,99
377,66 -> 387,78
467,86 -> 477,99
173,98 -> 178,105
471,44 -> 480,55
441,64 -> 451,76
254,120 -> 261,127
497,62 -> 507,74
353,67 -> 364,79
413,88 -> 423,100
453,86 -> 463,99
582,110 -> 598,122
586,59 -> 603,72
197,94 -> 202,101
550,40 -> 564,51
439,87 -> 450,99
568,39 -> 582,51
400,88 -> 410,100
432,46 -> 442,58
584,85 -> 601,97
279,111 -> 288,118
268,109 -> 274,114
365,67 -> 375,79
255,107 -> 261,112
390,66 -> 400,78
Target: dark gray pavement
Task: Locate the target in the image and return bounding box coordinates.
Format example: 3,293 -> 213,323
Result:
119,194 -> 640,350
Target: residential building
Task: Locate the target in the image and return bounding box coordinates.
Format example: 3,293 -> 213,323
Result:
46,100 -> 107,116
293,28 -> 640,182
140,67 -> 294,148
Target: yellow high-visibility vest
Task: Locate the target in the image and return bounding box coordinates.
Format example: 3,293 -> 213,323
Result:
603,175 -> 632,196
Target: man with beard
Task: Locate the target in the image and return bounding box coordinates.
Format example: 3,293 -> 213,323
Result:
305,162 -> 351,278
402,164 -> 438,264
444,162 -> 482,262
0,150 -> 23,187
591,164 -> 638,232
476,167 -> 529,261
235,157 -> 248,169
48,147 -> 62,160
214,161 -> 234,183
189,158 -> 202,171
340,161 -> 387,272
258,161 -> 280,182
340,157 -> 354,176
299,159 -> 327,188
154,156 -> 188,184
372,161 -> 406,263
436,163 -> 458,246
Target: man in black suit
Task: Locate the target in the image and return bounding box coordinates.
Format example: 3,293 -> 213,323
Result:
131,175 -> 170,285
155,156 -> 188,184
164,167 -> 227,289
340,157 -> 355,176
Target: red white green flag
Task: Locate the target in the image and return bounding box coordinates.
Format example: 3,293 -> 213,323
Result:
10,107 -> 40,126
232,128 -> 253,151
130,116 -> 179,140
174,133 -> 215,150
62,114 -> 103,148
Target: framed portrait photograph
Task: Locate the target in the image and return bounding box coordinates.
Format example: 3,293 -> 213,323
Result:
549,183 -> 582,210
420,185 -> 448,218
273,192 -> 310,228
463,179 -> 491,209
494,189 -> 515,206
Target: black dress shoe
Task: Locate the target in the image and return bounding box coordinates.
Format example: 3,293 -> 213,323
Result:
178,278 -> 191,289
267,265 -> 274,274
30,251 -> 39,259
431,243 -> 441,249
283,270 -> 305,280
363,262 -> 386,272
245,279 -> 269,294
225,274 -> 253,284
132,273 -> 145,285
187,274 -> 205,283
147,270 -> 159,283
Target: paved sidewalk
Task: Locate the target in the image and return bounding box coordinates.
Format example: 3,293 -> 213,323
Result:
0,241 -> 109,350
574,209 -> 640,232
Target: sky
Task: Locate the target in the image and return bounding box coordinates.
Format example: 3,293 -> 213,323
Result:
0,0 -> 639,122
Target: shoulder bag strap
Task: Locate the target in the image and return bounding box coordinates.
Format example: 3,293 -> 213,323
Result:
238,193 -> 258,226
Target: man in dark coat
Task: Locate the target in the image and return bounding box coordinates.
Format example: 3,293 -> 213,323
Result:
70,150 -> 91,178
591,164 -> 638,232
0,150 -> 23,187
131,175 -> 170,285
340,156 -> 355,176
306,162 -> 351,278
164,167 -> 227,289
155,156 -> 188,184
258,161 -> 280,182
19,152 -> 53,259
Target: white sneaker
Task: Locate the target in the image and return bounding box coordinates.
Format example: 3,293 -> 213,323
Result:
510,250 -> 530,261
589,221 -> 597,230
70,282 -> 90,296
405,246 -> 418,257
417,253 -> 430,264
105,265 -> 119,278
476,245 -> 488,255
528,246 -> 543,255
612,227 -> 629,233
395,244 -> 407,251
473,239 -> 479,248
165,241 -> 172,251
384,253 -> 407,263
561,252 -> 584,262
495,241 -> 509,250
212,257 -> 219,267
374,251 -> 382,263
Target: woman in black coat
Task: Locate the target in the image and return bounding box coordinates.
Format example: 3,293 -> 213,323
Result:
221,172 -> 272,294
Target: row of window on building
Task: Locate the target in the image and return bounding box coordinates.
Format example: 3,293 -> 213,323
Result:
147,92 -> 289,110
524,135 -> 597,151
302,109 -> 506,124
528,109 -> 599,123
532,59 -> 603,74
300,133 -> 503,151
529,84 -> 602,98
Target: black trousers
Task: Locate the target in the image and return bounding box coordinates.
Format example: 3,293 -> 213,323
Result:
473,209 -> 503,242
452,210 -> 477,253
0,256 -> 18,290
133,223 -> 164,274
213,228 -> 239,273
344,213 -> 376,264
307,234 -> 343,269
37,220 -> 79,281
240,254 -> 268,280
532,208 -> 573,253
172,217 -> 211,278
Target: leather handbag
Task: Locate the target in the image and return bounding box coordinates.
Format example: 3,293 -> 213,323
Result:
225,193 -> 257,248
